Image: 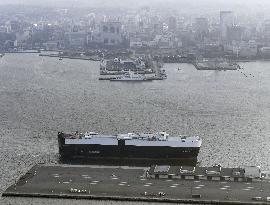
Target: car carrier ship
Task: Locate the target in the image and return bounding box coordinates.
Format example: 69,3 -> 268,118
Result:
58,131 -> 202,165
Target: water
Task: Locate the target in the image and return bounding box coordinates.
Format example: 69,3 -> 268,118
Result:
0,53 -> 269,204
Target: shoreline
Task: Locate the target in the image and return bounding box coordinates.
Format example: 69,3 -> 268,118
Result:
2,51 -> 269,64
3,192 -> 262,205
39,54 -> 101,61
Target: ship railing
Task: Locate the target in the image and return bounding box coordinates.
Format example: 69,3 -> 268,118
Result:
144,137 -> 168,141
180,170 -> 195,174
117,133 -> 135,140
84,132 -> 99,139
206,170 -> 221,175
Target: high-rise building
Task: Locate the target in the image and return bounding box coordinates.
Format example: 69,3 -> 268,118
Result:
220,11 -> 234,41
88,21 -> 125,47
227,25 -> 243,42
168,16 -> 177,32
151,16 -> 163,35
194,18 -> 209,41
263,20 -> 270,44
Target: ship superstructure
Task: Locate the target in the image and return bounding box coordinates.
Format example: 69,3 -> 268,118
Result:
110,71 -> 150,81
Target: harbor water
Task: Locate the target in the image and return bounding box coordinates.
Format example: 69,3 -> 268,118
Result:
0,53 -> 270,204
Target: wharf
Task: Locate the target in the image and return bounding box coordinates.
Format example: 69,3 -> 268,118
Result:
100,70 -> 154,75
39,54 -> 101,61
98,77 -> 116,80
3,164 -> 270,204
5,50 -> 40,53
98,76 -> 163,81
193,61 -> 239,71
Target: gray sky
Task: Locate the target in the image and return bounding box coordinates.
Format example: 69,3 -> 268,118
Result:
0,0 -> 269,9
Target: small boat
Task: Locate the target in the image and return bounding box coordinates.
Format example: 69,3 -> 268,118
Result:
59,57 -> 63,60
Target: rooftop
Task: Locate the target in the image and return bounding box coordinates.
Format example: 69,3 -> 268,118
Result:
148,165 -> 257,179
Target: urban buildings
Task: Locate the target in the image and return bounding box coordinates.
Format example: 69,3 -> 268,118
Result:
0,5 -> 269,60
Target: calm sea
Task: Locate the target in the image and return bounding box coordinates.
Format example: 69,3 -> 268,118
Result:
0,53 -> 269,204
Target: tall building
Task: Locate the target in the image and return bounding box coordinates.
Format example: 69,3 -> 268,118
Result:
88,21 -> 124,47
168,16 -> 177,32
227,25 -> 243,42
194,18 -> 209,41
100,22 -> 123,46
263,20 -> 270,44
220,11 -> 234,41
151,16 -> 163,35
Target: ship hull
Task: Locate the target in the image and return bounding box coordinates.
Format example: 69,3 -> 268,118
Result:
110,79 -> 152,81
58,134 -> 200,166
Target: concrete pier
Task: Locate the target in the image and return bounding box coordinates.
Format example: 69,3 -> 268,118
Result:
39,54 -> 101,61
193,61 -> 239,71
3,164 -> 270,204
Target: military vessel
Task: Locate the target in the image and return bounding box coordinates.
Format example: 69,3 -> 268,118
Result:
58,131 -> 202,165
110,71 -> 151,81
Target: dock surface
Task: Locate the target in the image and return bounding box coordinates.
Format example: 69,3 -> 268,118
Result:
3,164 -> 270,204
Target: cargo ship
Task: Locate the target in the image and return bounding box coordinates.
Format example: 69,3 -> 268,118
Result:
58,131 -> 202,165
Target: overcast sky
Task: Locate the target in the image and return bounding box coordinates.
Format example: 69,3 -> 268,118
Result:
0,0 -> 269,9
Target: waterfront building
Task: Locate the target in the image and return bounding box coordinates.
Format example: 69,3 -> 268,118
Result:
232,40 -> 258,58
44,41 -> 59,50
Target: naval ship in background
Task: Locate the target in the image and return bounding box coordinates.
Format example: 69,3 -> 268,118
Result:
58,131 -> 202,166
110,71 -> 152,81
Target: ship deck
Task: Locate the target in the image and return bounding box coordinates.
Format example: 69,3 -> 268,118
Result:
62,133 -> 202,147
3,164 -> 270,204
